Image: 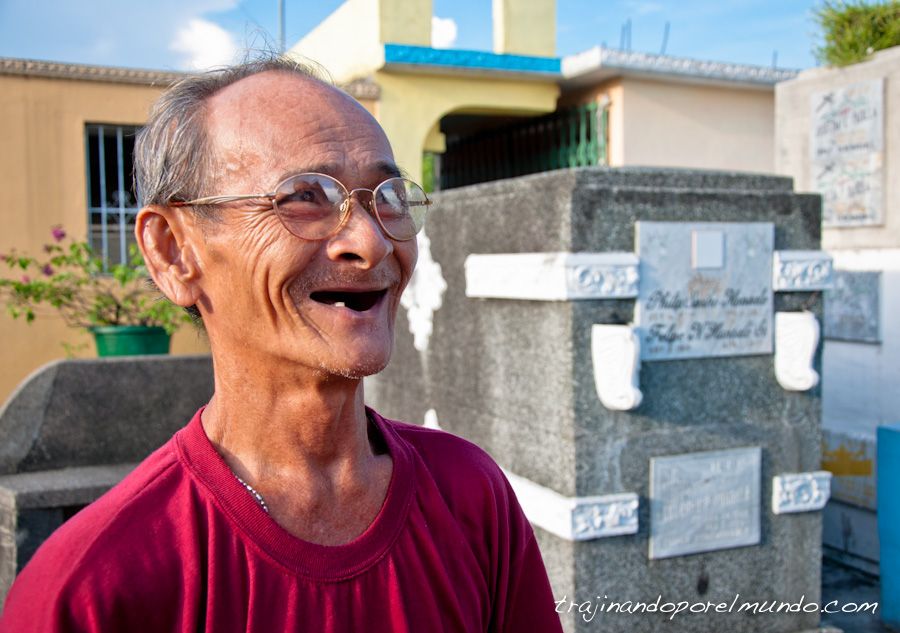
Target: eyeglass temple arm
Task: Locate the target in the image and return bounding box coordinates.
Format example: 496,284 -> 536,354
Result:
170,193 -> 276,207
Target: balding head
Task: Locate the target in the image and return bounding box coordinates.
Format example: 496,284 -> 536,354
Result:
134,56 -> 332,212
201,70 -> 390,198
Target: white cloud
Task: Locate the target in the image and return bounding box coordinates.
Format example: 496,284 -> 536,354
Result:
431,16 -> 458,49
170,18 -> 239,70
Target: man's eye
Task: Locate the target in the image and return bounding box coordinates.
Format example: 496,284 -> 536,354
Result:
286,188 -> 322,204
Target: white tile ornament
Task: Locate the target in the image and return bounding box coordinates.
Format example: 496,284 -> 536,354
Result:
591,324 -> 642,411
774,312 -> 820,392
773,251 -> 834,291
465,252 -> 639,301
568,254 -> 640,299
772,471 -> 832,514
502,469 -> 639,541
692,230 -> 725,269
400,230 -> 447,352
571,494 -> 640,539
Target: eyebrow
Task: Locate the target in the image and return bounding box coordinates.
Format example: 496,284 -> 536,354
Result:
376,161 -> 405,179
273,161 -> 404,186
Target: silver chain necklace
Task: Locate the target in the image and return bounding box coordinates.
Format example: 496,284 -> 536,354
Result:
234,474 -> 269,514
231,412 -> 376,516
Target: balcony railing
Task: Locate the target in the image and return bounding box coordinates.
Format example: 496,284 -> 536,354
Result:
440,102 -> 608,190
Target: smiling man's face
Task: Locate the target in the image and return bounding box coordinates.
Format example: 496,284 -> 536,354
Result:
190,70 -> 417,378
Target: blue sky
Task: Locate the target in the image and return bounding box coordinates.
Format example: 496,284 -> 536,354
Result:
0,0 -> 822,71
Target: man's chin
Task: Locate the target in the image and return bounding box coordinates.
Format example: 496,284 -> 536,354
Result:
316,353 -> 391,380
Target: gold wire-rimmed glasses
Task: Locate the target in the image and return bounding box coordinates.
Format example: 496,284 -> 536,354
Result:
169,172 -> 432,242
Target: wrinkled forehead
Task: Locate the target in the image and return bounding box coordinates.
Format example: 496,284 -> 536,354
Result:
203,71 -> 395,187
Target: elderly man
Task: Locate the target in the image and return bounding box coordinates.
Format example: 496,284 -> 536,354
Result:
0,57 -> 562,632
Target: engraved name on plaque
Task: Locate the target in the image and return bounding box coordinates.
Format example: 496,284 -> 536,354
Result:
650,447 -> 761,559
636,222 -> 774,361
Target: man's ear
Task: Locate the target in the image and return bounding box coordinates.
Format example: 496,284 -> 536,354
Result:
135,205 -> 203,308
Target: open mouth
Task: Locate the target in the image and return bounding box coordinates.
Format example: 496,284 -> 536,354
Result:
309,289 -> 387,312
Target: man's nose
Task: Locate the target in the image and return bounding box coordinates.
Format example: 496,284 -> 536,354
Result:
325,196 -> 393,267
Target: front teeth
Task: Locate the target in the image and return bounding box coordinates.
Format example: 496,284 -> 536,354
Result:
334,301 -> 346,308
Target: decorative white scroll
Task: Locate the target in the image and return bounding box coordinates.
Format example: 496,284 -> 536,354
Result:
591,324 -> 642,411
465,252 -> 639,301
774,311 -> 820,391
772,471 -> 832,514
571,495 -> 640,539
503,468 -> 639,540
400,230 -> 447,351
773,251 -> 833,291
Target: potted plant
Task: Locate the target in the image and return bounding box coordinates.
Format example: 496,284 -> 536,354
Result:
0,226 -> 191,356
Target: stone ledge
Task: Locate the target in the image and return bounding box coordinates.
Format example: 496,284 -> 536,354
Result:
0,463 -> 136,510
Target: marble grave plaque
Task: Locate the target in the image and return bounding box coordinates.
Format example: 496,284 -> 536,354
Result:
650,447 -> 761,559
636,222 -> 774,361
811,79 -> 884,227
824,270 -> 881,343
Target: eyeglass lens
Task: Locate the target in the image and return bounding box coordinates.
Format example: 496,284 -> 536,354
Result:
273,174 -> 428,241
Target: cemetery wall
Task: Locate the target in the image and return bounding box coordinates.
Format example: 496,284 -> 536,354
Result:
775,45 -> 900,571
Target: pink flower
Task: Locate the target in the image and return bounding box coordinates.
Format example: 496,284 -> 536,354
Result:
21,275 -> 30,283
51,226 -> 66,242
42,264 -> 54,276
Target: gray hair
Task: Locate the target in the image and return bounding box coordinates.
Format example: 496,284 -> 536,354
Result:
134,54 -> 326,209
133,54 -> 327,324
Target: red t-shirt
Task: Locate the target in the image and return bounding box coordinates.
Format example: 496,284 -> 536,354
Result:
0,408 -> 563,632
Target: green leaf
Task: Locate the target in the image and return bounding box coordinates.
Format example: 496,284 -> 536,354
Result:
813,1 -> 900,66
1,227 -> 190,334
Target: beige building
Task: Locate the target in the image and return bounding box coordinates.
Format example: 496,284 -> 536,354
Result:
561,47 -> 794,173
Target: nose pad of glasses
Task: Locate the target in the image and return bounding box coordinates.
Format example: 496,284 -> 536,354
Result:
343,191 -> 380,219
335,193 -> 384,237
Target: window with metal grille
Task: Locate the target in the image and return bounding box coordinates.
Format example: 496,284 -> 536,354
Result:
85,124 -> 141,269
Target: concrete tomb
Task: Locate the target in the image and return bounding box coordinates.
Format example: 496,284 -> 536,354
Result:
371,167 -> 831,633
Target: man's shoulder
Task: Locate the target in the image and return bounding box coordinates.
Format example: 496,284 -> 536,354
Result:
381,415 -> 515,512
7,435 -> 188,596
388,418 -> 500,473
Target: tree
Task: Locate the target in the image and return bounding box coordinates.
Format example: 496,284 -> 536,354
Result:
814,1 -> 900,66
